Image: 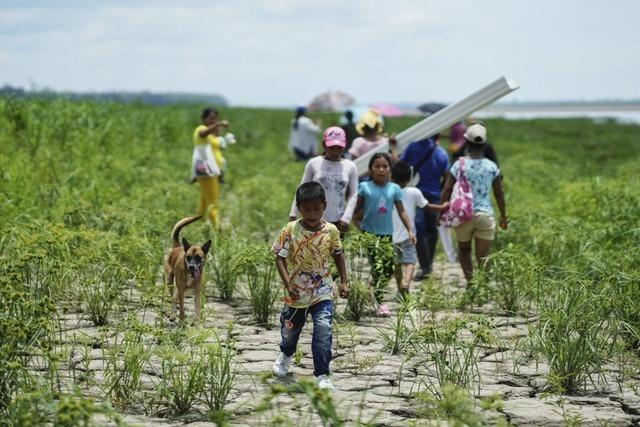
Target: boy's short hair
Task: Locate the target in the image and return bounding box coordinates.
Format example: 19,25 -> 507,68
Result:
296,182 -> 326,205
391,160 -> 412,184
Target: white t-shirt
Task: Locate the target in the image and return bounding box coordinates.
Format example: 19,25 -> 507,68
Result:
288,116 -> 321,155
392,187 -> 428,243
290,157 -> 359,223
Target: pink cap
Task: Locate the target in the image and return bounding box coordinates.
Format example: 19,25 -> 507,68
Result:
323,126 -> 347,148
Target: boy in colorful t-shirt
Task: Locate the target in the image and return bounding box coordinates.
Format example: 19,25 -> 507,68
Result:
271,182 -> 349,391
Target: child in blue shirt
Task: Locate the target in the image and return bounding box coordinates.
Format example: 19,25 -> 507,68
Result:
354,153 -> 415,316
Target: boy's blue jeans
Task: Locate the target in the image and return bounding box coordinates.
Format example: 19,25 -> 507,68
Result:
279,299 -> 333,377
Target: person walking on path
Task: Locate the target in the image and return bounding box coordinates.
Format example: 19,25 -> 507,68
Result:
289,106 -> 321,161
272,182 -> 349,391
400,135 -> 449,279
340,110 -> 358,154
449,120 -> 500,168
353,153 -> 416,316
289,127 -> 358,234
348,109 -> 397,160
192,107 -> 229,227
440,123 -> 507,282
391,161 -> 449,295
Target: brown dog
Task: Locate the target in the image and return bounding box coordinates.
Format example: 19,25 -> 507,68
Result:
164,216 -> 211,322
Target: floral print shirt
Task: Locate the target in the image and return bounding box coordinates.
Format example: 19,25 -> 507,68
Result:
449,157 -> 500,214
271,221 -> 342,308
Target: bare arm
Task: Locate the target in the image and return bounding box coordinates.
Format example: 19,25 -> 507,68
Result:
395,201 -> 416,244
440,174 -> 455,204
492,177 -> 508,229
437,175 -> 456,225
340,164 -> 360,225
426,201 -> 450,212
275,256 -> 298,298
351,195 -> 365,225
332,251 -> 349,298
198,120 -> 229,138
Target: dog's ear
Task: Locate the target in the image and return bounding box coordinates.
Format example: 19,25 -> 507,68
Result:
201,240 -> 212,255
182,237 -> 191,252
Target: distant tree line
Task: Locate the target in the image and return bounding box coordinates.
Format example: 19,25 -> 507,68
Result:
0,84 -> 228,106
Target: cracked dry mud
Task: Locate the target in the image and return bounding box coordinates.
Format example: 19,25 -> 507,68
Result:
56,260 -> 640,426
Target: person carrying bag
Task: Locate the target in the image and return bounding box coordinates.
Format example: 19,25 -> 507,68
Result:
191,142 -> 221,180
439,124 -> 507,283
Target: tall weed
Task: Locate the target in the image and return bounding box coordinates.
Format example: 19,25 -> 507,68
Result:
414,383 -> 505,427
243,247 -> 281,326
409,315 -> 496,397
208,231 -> 244,301
102,328 -> 150,410
530,276 -> 619,394
344,279 -> 375,321
0,253 -> 57,414
378,295 -> 420,355
200,337 -> 238,422
155,345 -> 206,416
77,263 -> 127,326
485,246 -> 539,315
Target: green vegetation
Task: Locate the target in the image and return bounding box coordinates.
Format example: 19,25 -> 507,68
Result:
1,96 -> 639,424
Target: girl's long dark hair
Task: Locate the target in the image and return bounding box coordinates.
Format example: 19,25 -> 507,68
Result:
368,152 -> 392,170
201,107 -> 218,120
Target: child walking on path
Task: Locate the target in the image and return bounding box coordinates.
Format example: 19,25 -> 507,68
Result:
289,127 -> 358,234
391,161 -> 449,294
354,153 -> 415,316
272,182 -> 349,391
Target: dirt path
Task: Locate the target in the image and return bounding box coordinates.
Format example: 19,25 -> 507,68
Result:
57,260 -> 640,426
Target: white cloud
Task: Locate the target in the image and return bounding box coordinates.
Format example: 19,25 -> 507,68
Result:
0,0 -> 639,105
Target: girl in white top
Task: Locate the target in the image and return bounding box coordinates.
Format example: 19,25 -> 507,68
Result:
391,161 -> 448,293
289,127 -> 358,232
288,106 -> 321,161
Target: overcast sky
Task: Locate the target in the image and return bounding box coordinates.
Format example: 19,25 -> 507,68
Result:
1,0 -> 639,107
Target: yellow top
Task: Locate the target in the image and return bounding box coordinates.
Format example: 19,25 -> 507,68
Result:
193,125 -> 225,169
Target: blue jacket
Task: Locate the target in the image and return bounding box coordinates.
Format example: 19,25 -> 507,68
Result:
401,138 -> 449,201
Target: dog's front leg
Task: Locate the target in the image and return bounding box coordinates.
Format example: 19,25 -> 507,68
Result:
178,289 -> 186,321
194,284 -> 202,323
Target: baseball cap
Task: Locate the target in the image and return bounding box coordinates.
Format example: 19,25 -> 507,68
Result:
323,126 -> 347,148
463,123 -> 487,144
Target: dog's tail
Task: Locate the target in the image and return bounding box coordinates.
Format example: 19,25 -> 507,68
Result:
171,215 -> 203,248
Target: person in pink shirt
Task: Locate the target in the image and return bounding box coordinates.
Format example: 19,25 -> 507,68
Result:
348,109 -> 397,160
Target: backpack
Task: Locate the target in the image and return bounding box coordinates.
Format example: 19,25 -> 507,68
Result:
441,157 -> 473,227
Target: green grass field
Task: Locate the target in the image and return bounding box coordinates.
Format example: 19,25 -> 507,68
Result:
1,97 -> 639,425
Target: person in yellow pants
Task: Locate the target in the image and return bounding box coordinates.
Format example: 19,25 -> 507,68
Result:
196,176 -> 220,226
193,108 -> 229,227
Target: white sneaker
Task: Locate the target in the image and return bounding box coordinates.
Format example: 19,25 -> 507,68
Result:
272,352 -> 292,378
315,374 -> 335,391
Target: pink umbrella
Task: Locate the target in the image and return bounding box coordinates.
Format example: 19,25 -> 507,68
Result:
308,90 -> 356,112
370,102 -> 405,117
